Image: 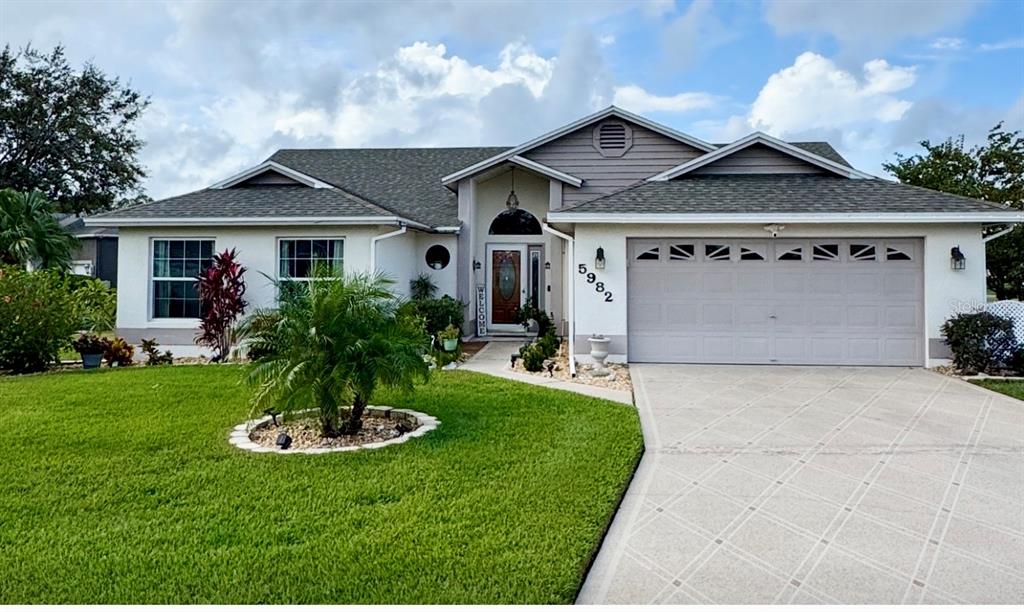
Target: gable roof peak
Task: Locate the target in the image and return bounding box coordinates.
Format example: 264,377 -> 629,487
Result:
440,106 -> 715,187
649,131 -> 875,181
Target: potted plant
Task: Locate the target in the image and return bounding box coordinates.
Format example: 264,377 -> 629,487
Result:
438,324 -> 460,352
72,333 -> 107,369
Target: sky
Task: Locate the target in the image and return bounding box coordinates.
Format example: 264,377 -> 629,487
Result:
2,0 -> 1022,200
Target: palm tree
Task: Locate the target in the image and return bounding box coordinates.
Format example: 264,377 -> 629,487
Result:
243,271 -> 431,437
0,189 -> 77,270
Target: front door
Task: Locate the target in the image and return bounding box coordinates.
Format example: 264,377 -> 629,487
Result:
488,245 -> 525,328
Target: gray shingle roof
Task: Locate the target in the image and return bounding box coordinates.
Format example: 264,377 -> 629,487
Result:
270,147 -> 508,226
713,142 -> 850,167
556,175 -> 1008,215
94,186 -> 393,219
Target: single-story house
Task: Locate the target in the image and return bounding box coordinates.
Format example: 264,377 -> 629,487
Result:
88,106 -> 1022,366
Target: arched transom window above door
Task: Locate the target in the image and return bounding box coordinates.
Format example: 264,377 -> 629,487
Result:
488,208 -> 542,235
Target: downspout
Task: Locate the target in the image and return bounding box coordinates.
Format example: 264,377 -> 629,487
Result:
542,223 -> 576,377
370,225 -> 407,273
983,224 -> 1017,243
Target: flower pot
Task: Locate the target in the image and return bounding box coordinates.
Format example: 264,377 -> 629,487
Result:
80,352 -> 103,369
443,338 -> 458,352
588,336 -> 611,377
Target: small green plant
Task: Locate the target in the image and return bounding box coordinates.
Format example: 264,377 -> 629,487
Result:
141,338 -> 173,366
521,342 -> 547,372
409,274 -> 437,300
941,311 -> 1018,374
103,337 -> 134,367
438,324 -> 460,342
0,266 -> 78,373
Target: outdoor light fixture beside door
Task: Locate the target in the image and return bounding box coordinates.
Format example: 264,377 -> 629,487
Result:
950,246 -> 966,270
595,247 -> 606,270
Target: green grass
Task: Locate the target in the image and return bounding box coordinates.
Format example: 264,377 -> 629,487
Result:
0,366 -> 642,604
972,378 -> 1024,401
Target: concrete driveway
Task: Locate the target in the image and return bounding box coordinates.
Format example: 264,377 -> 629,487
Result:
579,365 -> 1024,605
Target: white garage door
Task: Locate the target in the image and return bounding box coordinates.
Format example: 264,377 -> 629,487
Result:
627,238 -> 924,365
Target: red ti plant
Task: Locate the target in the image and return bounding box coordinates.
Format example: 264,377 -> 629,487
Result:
196,248 -> 248,361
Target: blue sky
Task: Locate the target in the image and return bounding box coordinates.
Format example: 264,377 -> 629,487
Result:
2,0 -> 1022,198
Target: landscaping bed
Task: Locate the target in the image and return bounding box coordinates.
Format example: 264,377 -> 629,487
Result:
512,342 -> 633,392
0,366 -> 642,604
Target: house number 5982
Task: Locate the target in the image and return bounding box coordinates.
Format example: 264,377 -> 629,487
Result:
577,264 -> 613,302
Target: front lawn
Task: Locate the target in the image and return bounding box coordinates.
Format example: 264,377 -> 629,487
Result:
0,367 -> 642,604
972,378 -> 1024,401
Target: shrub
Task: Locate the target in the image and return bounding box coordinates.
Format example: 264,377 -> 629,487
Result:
409,274 -> 437,300
235,309 -> 282,361
103,337 -> 134,367
0,266 -> 77,373
537,330 -> 560,359
70,278 -> 116,333
72,333 -> 107,355
515,303 -> 554,336
140,338 -> 173,366
196,248 -> 247,361
1010,347 -> 1024,376
521,343 -> 546,372
941,311 -> 1018,374
409,295 -> 464,337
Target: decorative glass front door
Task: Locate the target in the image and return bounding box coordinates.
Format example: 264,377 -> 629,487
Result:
490,249 -> 521,324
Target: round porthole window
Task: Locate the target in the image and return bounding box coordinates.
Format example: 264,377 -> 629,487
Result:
425,245 -> 451,270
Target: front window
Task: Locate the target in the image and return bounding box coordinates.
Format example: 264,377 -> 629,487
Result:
278,238 -> 344,299
152,239 -> 214,318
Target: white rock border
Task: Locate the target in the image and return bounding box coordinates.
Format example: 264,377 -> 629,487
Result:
227,406 -> 439,454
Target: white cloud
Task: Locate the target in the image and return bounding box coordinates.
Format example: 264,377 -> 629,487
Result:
661,0 -> 737,68
747,52 -> 916,135
764,0 -> 977,52
979,38 -> 1024,52
598,34 -> 616,47
612,85 -> 720,113
930,37 -> 966,50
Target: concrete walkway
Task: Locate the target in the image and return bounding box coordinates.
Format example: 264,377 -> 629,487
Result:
459,340 -> 634,405
579,364 -> 1024,605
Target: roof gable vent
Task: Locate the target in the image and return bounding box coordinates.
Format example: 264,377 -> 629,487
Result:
592,121 -> 633,158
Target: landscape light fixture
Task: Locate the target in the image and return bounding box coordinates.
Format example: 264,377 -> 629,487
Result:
263,409 -> 281,427
950,246 -> 966,270
275,432 -> 292,450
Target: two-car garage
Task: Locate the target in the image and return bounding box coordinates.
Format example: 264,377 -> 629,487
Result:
626,238 -> 924,366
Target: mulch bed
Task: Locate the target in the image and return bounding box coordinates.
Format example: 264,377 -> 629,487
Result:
250,414 -> 418,450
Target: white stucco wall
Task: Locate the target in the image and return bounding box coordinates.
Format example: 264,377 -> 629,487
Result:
116,225 -> 393,355
415,233 -> 458,298
374,230 -> 417,297
571,222 -> 987,365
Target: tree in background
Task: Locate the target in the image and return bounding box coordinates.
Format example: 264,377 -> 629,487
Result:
196,249 -> 248,361
884,124 -> 1024,300
0,188 -> 77,270
0,45 -> 149,214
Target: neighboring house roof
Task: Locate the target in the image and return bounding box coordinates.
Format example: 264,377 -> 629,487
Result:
56,214 -> 118,238
270,147 -> 508,227
548,175 -> 1023,223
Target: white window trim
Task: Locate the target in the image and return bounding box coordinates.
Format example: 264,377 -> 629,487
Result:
275,237 -> 347,297
150,237 -> 216,321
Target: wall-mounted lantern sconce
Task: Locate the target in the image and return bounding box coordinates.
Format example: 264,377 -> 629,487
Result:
544,261 -> 551,270
950,246 -> 966,270
473,259 -> 482,271
595,247 -> 606,270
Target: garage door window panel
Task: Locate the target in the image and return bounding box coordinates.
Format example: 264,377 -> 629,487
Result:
633,242 -> 661,262
704,244 -> 731,261
885,242 -> 914,261
849,243 -> 877,262
669,244 -> 695,261
739,244 -> 767,261
776,243 -> 805,262
812,243 -> 840,261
